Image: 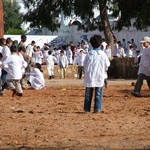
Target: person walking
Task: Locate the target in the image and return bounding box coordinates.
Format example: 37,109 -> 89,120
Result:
18,34 -> 27,49
66,45 -> 73,65
26,40 -> 36,72
83,35 -> 110,113
0,38 -> 6,53
3,45 -> 26,97
1,38 -> 12,92
104,45 -> 112,59
58,50 -> 68,79
131,37 -> 150,97
45,50 -> 57,79
76,49 -> 86,79
0,53 -> 3,95
33,46 -> 43,64
18,46 -> 28,89
122,38 -> 127,54
116,43 -> 126,57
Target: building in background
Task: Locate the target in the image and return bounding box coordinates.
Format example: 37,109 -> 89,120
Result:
4,0 -> 150,49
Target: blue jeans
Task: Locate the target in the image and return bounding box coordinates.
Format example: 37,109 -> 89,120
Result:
84,87 -> 103,112
1,69 -> 8,90
134,73 -> 150,93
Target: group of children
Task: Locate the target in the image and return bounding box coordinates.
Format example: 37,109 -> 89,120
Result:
0,35 -> 107,98
1,35 -> 144,97
0,37 -> 45,97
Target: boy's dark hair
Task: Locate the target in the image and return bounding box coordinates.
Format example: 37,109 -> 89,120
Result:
102,38 -> 105,42
6,38 -> 12,44
129,45 -> 133,49
44,46 -> 49,50
21,35 -> 27,42
60,50 -> 64,54
10,45 -> 17,53
18,46 -> 26,52
37,46 -> 40,49
21,34 -> 27,39
0,38 -> 6,45
62,45 -> 67,50
90,35 -> 102,49
48,50 -> 52,55
31,41 -> 35,45
0,53 -> 3,58
35,63 -> 43,72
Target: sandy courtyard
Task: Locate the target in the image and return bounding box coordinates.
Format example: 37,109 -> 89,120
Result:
0,69 -> 150,150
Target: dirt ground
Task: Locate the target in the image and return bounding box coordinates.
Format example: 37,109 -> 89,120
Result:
0,67 -> 150,150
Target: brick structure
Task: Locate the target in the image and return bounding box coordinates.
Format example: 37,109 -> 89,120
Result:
0,0 -> 4,38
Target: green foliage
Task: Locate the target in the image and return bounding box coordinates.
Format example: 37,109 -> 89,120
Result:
113,0 -> 150,31
22,0 -> 102,32
22,0 -> 150,32
22,0 -> 61,32
5,28 -> 26,35
2,0 -> 25,34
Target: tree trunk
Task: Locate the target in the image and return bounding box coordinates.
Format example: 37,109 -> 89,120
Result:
99,1 -> 115,57
0,0 -> 4,38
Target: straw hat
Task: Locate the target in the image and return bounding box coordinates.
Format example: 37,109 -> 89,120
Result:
140,36 -> 150,43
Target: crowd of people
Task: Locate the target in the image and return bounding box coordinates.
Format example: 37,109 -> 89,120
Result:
0,35 -> 45,97
0,34 -> 149,112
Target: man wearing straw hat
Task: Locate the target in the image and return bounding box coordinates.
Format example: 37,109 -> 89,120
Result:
131,36 -> 150,97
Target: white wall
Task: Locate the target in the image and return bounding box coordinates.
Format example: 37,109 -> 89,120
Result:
4,35 -> 58,48
59,26 -> 150,49
4,27 -> 150,50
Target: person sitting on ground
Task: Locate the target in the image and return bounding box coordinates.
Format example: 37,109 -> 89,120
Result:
26,63 -> 45,90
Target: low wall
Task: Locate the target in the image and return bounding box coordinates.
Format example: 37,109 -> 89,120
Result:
46,58 -> 138,79
53,65 -> 78,79
108,58 -> 138,79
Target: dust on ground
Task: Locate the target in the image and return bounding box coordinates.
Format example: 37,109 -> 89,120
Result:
0,77 -> 150,150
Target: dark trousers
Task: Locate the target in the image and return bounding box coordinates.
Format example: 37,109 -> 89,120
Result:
1,69 -> 8,91
78,66 -> 84,79
134,73 -> 150,93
